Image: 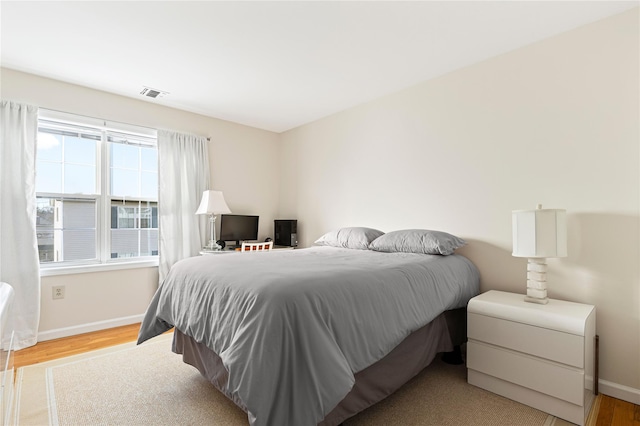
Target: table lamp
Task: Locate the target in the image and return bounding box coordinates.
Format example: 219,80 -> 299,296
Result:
196,190 -> 231,251
512,204 -> 567,304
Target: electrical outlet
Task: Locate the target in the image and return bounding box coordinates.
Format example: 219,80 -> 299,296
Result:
52,285 -> 65,300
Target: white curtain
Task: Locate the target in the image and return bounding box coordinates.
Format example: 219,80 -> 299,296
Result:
0,101 -> 40,349
158,130 -> 210,282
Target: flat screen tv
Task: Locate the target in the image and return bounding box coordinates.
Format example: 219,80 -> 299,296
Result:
219,214 -> 259,248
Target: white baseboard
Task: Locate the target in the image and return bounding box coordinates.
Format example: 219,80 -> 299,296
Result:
599,379 -> 640,405
37,314 -> 144,342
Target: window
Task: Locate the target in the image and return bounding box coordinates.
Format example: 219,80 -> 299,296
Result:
36,110 -> 158,267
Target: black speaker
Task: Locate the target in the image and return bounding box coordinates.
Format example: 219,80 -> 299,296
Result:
274,220 -> 298,247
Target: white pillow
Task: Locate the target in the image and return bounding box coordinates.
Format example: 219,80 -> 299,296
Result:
314,227 -> 385,250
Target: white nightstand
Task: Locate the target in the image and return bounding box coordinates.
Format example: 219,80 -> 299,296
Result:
467,290 -> 596,426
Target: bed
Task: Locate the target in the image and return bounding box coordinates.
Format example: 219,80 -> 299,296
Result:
138,229 -> 480,426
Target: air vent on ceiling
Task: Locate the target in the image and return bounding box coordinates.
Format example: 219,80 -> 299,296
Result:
140,87 -> 169,99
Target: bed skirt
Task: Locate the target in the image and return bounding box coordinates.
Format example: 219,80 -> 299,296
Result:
172,308 -> 465,425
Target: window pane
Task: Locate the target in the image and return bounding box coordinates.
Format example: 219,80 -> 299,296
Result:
140,171 -> 158,198
111,168 -> 139,197
109,229 -> 159,258
110,229 -> 139,258
61,229 -> 96,261
109,200 -> 158,258
36,198 -> 55,262
36,161 -> 62,193
152,206 -> 158,228
118,207 -> 136,228
111,200 -> 137,227
64,136 -> 96,165
57,199 -> 96,262
37,132 -> 62,161
60,198 -> 96,229
64,164 -> 96,194
37,197 -> 97,263
139,201 -> 154,228
140,229 -> 159,256
140,147 -> 157,171
111,143 -> 139,169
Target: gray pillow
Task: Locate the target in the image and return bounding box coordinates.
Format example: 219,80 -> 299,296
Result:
314,227 -> 385,250
368,229 -> 466,255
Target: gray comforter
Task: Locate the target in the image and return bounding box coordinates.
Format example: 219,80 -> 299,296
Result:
138,246 -> 479,426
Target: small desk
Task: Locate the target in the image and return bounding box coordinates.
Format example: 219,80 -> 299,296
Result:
199,250 -> 234,255
200,245 -> 295,255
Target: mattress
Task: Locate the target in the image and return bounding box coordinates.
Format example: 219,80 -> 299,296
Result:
138,246 -> 480,426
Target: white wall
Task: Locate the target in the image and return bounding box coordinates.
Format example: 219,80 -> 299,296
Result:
279,9 -> 640,401
1,68 -> 280,337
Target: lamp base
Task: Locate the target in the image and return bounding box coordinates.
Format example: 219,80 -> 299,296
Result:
202,241 -> 223,252
524,295 -> 549,305
524,258 -> 549,304
201,247 -> 222,252
202,214 -> 222,251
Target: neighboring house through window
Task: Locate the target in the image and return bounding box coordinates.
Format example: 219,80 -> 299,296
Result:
36,110 -> 158,267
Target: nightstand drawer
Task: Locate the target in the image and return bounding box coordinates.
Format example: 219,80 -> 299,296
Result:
467,341 -> 584,405
468,312 -> 584,367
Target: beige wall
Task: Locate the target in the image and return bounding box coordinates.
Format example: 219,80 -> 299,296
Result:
279,9 -> 639,400
1,68 -> 280,336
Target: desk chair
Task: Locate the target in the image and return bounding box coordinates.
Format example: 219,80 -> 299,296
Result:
240,241 -> 273,252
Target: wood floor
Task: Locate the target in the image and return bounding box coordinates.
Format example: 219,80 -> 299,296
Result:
14,324 -> 640,426
14,323 -> 145,369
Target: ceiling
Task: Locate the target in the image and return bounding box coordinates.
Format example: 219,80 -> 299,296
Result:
1,1 -> 637,133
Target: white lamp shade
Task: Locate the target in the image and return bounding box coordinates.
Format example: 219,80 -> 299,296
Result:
195,190 -> 231,215
512,206 -> 567,258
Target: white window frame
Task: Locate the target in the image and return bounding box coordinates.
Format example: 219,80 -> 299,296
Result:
37,109 -> 159,276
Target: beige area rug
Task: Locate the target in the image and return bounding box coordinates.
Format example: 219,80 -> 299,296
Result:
14,333 -> 587,425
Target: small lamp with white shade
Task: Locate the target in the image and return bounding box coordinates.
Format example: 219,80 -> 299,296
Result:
512,204 -> 567,304
196,190 -> 231,251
